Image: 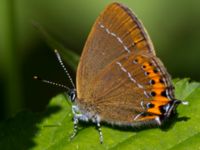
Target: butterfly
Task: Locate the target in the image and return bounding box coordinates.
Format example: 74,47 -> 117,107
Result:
35,2 -> 188,144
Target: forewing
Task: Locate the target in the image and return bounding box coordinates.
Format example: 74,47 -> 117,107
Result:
77,2 -> 155,99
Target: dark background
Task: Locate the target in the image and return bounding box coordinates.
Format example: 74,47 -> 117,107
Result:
0,0 -> 199,120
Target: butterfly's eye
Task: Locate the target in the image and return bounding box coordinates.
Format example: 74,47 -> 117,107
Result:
69,89 -> 77,102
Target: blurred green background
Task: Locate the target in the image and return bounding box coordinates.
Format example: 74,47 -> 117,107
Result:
0,0 -> 199,120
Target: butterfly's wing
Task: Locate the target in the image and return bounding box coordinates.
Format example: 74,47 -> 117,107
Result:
77,2 -> 155,99
89,52 -> 174,125
76,2 -> 174,125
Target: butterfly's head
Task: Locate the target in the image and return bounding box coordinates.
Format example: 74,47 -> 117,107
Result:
68,89 -> 77,102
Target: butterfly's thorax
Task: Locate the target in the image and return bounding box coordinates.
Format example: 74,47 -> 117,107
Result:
75,97 -> 98,115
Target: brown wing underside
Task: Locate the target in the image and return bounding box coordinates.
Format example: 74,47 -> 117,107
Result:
90,52 -> 174,124
77,2 -> 155,99
76,2 -> 174,125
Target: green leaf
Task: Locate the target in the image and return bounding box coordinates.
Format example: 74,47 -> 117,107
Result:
0,79 -> 199,150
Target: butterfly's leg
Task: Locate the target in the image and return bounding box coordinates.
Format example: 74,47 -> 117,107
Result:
70,115 -> 79,140
70,105 -> 79,140
95,117 -> 103,144
70,105 -> 89,140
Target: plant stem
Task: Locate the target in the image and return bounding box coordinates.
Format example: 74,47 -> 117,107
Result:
1,0 -> 23,117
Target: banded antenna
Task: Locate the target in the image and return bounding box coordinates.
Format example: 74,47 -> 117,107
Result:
33,49 -> 75,91
33,75 -> 70,91
54,49 -> 75,89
